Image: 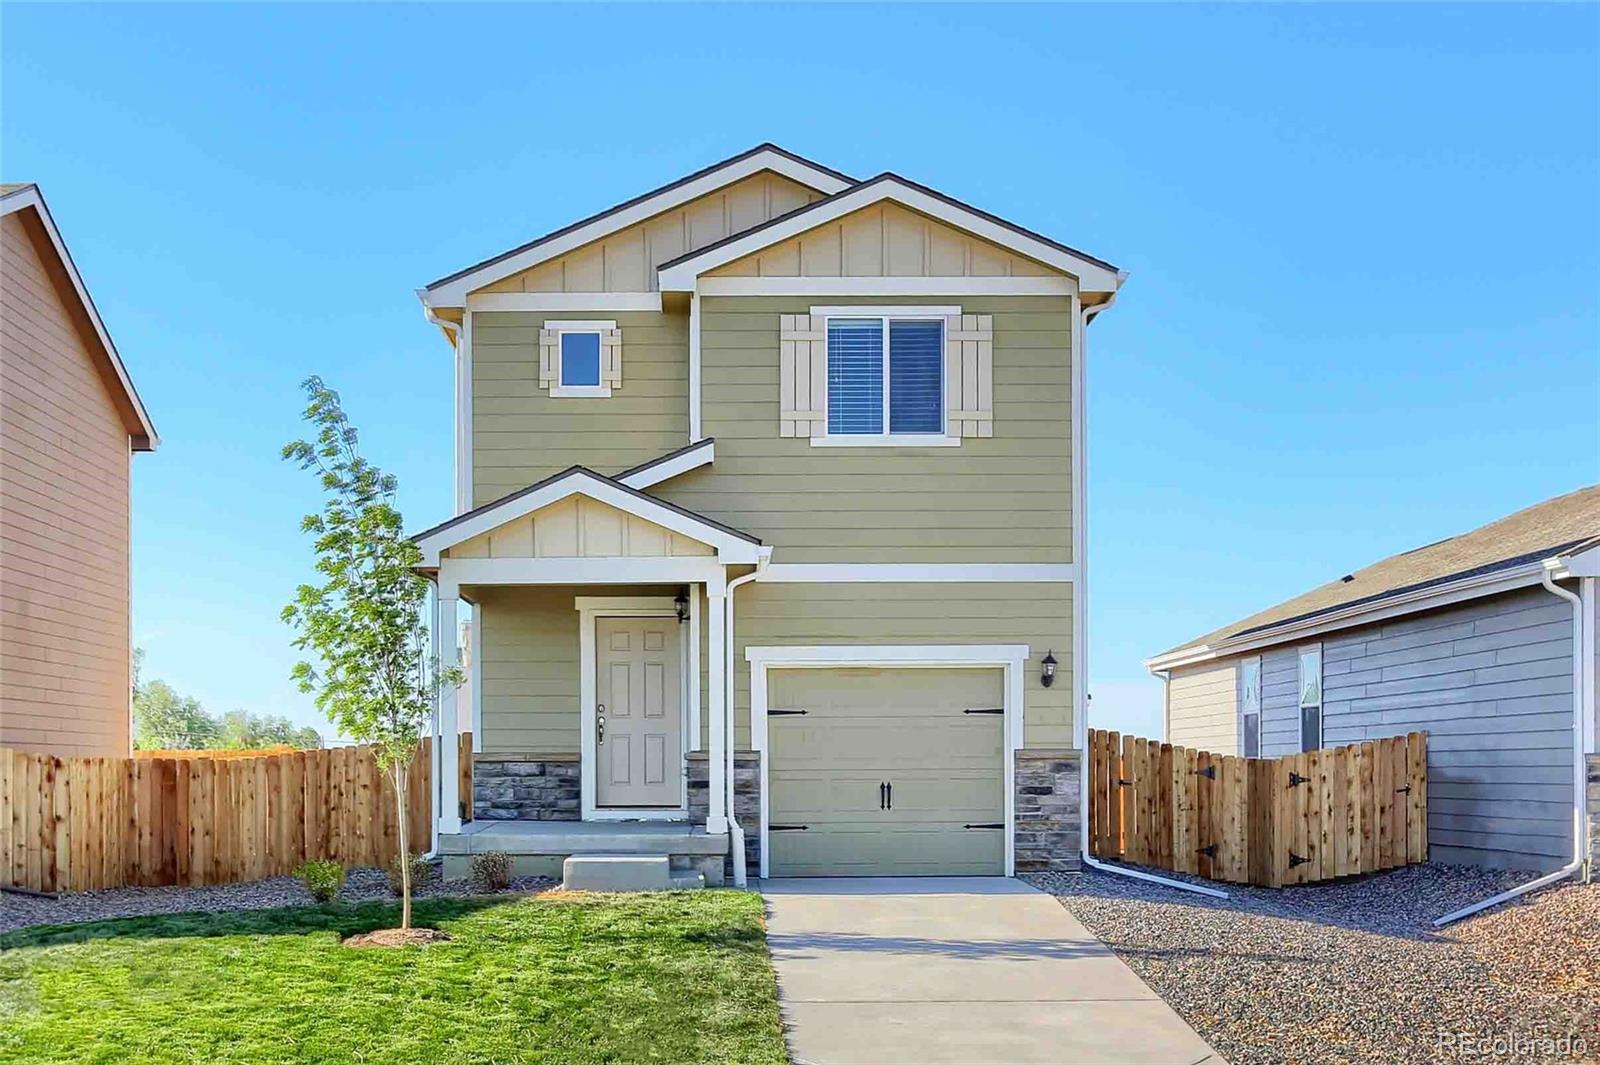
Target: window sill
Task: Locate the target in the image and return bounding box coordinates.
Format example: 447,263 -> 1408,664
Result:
550,385 -> 613,398
809,434 -> 962,448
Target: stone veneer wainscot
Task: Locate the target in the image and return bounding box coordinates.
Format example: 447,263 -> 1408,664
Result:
471,754 -> 581,821
687,751 -> 759,878
1014,749 -> 1082,872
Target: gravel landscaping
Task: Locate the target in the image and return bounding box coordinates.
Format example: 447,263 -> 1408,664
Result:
1026,864 -> 1599,1065
0,865 -> 554,934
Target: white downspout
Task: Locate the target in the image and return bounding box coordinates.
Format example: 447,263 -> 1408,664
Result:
724,552 -> 771,888
1434,560 -> 1586,926
1075,289 -> 1226,899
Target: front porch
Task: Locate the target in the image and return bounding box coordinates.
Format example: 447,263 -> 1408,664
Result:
438,820 -> 731,886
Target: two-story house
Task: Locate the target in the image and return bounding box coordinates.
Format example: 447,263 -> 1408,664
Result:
1,183 -> 158,758
414,145 -> 1122,886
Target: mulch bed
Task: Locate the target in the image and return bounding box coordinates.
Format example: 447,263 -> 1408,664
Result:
1026,864 -> 1599,1065
343,927 -> 453,948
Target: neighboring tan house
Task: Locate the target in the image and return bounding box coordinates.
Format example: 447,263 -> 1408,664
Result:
0,183 -> 158,757
1149,487 -> 1599,875
414,144 -> 1122,884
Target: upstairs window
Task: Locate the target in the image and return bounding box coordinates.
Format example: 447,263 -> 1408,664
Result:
560,331 -> 602,388
540,320 -> 621,398
824,315 -> 946,439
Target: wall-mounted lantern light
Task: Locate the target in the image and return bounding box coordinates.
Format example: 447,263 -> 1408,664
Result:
1040,650 -> 1058,688
674,590 -> 690,623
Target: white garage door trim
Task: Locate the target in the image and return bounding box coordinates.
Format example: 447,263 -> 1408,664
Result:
746,644 -> 1029,877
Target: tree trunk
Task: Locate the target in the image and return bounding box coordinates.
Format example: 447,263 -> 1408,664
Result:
394,761 -> 411,930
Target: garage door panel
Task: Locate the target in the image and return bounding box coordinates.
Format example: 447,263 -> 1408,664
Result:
767,666 -> 1006,877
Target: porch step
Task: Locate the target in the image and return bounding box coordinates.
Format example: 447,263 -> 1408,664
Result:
564,854 -> 703,892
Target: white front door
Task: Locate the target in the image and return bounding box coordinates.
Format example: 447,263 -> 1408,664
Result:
596,616 -> 682,808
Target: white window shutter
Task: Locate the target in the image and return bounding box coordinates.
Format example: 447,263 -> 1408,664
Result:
945,314 -> 993,438
779,314 -> 826,438
602,328 -> 623,389
539,328 -> 558,389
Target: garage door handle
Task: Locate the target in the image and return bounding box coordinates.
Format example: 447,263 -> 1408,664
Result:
879,781 -> 887,810
964,823 -> 1004,830
886,781 -> 892,810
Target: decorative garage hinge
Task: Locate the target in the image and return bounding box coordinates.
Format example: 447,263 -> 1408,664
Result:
769,824 -> 809,832
768,709 -> 808,716
963,707 -> 1005,715
1287,771 -> 1311,788
1288,851 -> 1312,868
963,823 -> 1004,830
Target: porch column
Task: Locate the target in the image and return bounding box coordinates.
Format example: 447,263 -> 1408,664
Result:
438,593 -> 463,835
705,576 -> 728,834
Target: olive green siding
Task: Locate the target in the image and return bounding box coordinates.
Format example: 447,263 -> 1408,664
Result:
473,583 -> 679,755
728,582 -> 1073,749
471,310 -> 688,506
650,295 -> 1074,563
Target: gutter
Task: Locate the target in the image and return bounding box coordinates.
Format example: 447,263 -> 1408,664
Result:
1433,558 -> 1587,926
723,550 -> 773,888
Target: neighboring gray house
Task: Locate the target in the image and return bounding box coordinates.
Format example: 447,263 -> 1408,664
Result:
1148,486 -> 1599,874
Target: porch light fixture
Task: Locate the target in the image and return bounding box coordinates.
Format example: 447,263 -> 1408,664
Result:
1040,650 -> 1057,688
674,590 -> 690,623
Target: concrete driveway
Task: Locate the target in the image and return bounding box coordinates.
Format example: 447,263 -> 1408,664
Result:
761,877 -> 1222,1065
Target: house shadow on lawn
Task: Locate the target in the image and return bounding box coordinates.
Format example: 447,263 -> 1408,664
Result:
0,894 -> 520,951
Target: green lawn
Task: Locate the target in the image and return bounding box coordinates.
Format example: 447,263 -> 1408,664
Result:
0,891 -> 787,1064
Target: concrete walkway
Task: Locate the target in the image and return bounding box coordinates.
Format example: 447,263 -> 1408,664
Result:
761,877 -> 1222,1065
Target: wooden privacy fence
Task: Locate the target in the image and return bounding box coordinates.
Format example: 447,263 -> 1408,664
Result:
0,734 -> 473,894
1088,730 -> 1427,887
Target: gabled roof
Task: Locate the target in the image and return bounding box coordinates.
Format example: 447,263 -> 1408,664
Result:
615,437 -> 715,490
412,464 -> 762,567
2,183 -> 159,450
419,144 -> 855,306
657,172 -> 1124,293
1148,484 -> 1600,669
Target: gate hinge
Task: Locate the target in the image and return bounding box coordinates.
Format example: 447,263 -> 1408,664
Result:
963,823 -> 1004,830
1196,844 -> 1218,859
963,707 -> 1005,715
1395,784 -> 1412,794
1287,772 -> 1311,788
1117,778 -> 1135,787
768,709 -> 808,716
1194,765 -> 1216,780
769,824 -> 808,831
1288,851 -> 1312,868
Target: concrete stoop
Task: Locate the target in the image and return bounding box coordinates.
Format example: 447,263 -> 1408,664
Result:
563,854 -> 706,891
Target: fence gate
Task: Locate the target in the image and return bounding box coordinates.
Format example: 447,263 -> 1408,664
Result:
1089,730 -> 1427,887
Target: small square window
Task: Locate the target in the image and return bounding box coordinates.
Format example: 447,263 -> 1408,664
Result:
560,332 -> 602,388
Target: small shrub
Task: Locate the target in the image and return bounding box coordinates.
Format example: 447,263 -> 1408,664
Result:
388,853 -> 435,896
470,851 -> 513,892
294,859 -> 345,903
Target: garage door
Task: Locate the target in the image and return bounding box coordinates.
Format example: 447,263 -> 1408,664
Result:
766,667 -> 1005,876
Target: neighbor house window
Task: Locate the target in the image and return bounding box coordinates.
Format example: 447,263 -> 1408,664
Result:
1239,658 -> 1262,758
1299,645 -> 1322,752
824,316 -> 945,438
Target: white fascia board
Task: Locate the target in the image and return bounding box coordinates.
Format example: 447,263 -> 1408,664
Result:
415,469 -> 760,565
700,276 -> 1074,297
809,304 -> 962,317
1144,563 -> 1550,673
466,292 -> 662,312
660,179 -> 1119,294
439,556 -> 724,595
422,150 -> 853,307
617,440 -> 715,490
2,185 -> 160,449
756,564 -> 1076,583
746,643 -> 1030,666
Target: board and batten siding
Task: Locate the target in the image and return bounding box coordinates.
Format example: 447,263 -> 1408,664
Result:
1250,585 -> 1576,871
726,581 -> 1072,750
1165,661 -> 1238,754
472,310 -> 688,505
650,295 -> 1074,564
0,212 -> 133,758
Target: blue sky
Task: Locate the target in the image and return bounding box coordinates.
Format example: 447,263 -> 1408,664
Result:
4,3 -> 1596,741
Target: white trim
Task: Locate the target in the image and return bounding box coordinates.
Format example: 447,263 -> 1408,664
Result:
437,595 -> 463,835
1071,293 -> 1088,807
699,276 -> 1073,297
467,292 -> 661,312
688,588 -> 703,752
617,439 -> 715,490
548,320 -> 617,398
810,434 -> 961,448
745,643 -> 1029,878
577,598 -> 691,820
456,311 -> 473,514
422,148 -> 853,305
689,293 -> 702,441
469,606 -> 482,752
416,467 -> 762,566
0,185 -> 159,448
756,563 -> 1077,583
438,556 -> 725,595
1581,576 -> 1596,756
661,178 -> 1120,293
809,304 -> 962,318
1145,563 -> 1551,672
